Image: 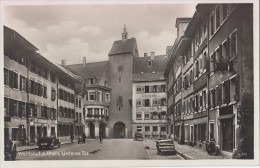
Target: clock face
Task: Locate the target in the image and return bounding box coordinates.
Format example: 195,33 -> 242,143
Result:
116,64 -> 125,73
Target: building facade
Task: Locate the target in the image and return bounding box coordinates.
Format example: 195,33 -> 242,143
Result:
164,4 -> 253,158
4,26 -> 82,146
132,54 -> 168,139
65,60 -> 111,138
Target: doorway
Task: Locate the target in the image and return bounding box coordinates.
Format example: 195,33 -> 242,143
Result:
113,122 -> 125,138
99,122 -> 106,138
221,118 -> 234,152
89,123 -> 95,138
30,126 -> 35,142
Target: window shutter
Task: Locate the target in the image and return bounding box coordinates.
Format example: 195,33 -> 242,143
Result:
46,107 -> 50,119
141,87 -> 145,93
142,99 -> 145,107
149,86 -> 153,93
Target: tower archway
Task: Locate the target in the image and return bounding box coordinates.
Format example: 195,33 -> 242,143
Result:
113,122 -> 126,138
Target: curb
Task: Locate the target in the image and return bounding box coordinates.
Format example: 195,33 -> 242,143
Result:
176,150 -> 194,160
17,142 -> 76,152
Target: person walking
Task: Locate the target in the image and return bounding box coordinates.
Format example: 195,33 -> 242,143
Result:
82,132 -> 86,143
99,129 -> 103,143
70,133 -> 74,143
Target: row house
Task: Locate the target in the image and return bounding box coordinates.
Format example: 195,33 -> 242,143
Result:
132,53 -> 168,139
63,59 -> 111,138
55,63 -> 83,142
4,26 -> 82,146
164,4 -> 253,158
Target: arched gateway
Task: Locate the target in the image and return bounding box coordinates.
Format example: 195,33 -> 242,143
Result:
89,123 -> 95,138
113,122 -> 126,138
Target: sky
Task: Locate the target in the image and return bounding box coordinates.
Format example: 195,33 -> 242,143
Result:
3,3 -> 196,65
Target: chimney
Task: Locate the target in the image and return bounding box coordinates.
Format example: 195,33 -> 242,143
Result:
83,57 -> 86,67
61,60 -> 66,66
144,53 -> 148,57
150,52 -> 155,60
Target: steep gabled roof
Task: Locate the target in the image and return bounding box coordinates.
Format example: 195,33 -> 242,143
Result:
66,61 -> 108,82
108,38 -> 137,56
133,55 -> 168,82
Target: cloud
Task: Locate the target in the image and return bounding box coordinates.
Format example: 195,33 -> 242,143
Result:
136,30 -> 175,56
42,38 -> 108,65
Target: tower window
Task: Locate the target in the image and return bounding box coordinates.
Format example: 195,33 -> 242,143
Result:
119,77 -> 121,83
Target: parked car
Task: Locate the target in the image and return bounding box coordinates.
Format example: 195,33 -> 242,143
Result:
134,132 -> 143,141
37,136 -> 61,150
156,139 -> 176,155
78,135 -> 84,144
4,139 -> 17,161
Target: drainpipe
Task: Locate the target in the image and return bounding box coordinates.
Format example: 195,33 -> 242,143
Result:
26,64 -> 30,146
56,79 -> 59,138
207,17 -> 210,142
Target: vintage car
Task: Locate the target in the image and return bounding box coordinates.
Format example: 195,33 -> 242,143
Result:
78,135 -> 85,144
156,139 -> 176,155
134,132 -> 143,141
4,139 -> 17,161
37,136 -> 61,150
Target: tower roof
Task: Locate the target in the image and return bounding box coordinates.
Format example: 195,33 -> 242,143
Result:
108,38 -> 137,56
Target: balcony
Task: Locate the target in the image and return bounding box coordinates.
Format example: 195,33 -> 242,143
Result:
85,100 -> 110,107
85,114 -> 109,122
136,106 -> 167,113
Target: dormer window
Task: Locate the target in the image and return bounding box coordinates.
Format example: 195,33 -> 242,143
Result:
148,60 -> 152,67
89,77 -> 96,85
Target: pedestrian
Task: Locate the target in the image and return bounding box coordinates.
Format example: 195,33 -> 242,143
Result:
99,130 -> 103,143
70,133 -> 74,143
82,132 -> 86,143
